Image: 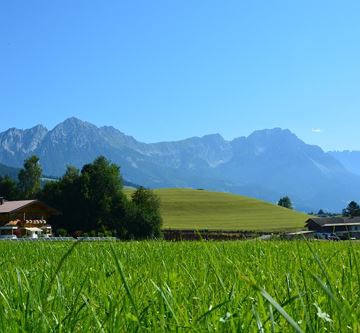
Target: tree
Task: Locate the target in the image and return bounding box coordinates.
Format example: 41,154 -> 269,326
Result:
40,157 -> 128,234
18,155 -> 42,199
0,176 -> 19,200
278,196 -> 293,209
124,187 -> 163,239
39,156 -> 163,238
80,156 -> 126,232
317,209 -> 326,216
40,166 -> 82,232
342,201 -> 360,217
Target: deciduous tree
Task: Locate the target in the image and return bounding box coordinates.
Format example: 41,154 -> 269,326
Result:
0,176 -> 19,200
277,196 -> 293,209
124,187 -> 163,239
18,155 -> 42,199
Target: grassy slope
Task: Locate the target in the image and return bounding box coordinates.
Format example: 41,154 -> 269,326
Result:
125,188 -> 308,231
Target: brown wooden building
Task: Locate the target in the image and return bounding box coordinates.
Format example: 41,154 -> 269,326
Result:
0,198 -> 59,238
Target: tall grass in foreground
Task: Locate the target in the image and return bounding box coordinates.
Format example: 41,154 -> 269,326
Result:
0,241 -> 359,332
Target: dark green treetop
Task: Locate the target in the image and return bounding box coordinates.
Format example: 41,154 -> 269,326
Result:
277,196 -> 293,210
18,155 -> 42,199
124,187 -> 163,239
343,201 -> 360,217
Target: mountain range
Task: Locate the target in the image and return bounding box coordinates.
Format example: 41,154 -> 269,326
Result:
328,151 -> 360,176
0,117 -> 359,212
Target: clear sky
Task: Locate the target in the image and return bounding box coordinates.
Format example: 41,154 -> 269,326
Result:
1,1 -> 360,151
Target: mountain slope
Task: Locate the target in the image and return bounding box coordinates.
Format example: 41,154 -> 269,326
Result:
0,117 -> 358,211
217,129 -> 359,211
329,151 -> 360,176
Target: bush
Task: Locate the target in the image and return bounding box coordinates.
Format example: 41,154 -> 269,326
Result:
55,228 -> 68,237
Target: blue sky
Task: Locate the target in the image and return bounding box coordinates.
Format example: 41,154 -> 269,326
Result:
1,1 -> 360,151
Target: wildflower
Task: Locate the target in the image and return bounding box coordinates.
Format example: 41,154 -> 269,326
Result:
219,312 -> 231,323
314,303 -> 332,323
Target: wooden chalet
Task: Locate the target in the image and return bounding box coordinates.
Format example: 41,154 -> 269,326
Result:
306,217 -> 360,239
0,198 -> 59,238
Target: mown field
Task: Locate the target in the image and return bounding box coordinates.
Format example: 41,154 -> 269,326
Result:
126,188 -> 308,231
0,241 -> 359,332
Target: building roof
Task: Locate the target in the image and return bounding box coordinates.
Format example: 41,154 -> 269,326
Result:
323,223 -> 360,227
0,200 -> 59,215
287,230 -> 315,235
0,200 -> 36,214
306,217 -> 360,227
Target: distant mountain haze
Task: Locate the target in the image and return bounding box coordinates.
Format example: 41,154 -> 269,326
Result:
328,151 -> 360,176
0,117 -> 359,212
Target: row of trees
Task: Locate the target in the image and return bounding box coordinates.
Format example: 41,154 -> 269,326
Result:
277,196 -> 360,218
308,201 -> 360,217
0,156 -> 162,239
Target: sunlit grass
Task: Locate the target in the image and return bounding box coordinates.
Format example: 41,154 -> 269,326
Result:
0,241 -> 359,332
125,188 -> 308,231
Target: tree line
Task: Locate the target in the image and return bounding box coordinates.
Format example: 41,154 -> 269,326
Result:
0,156 -> 162,239
277,195 -> 360,218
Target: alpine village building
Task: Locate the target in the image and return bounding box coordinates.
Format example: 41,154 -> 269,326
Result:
0,198 -> 59,239
306,217 -> 360,239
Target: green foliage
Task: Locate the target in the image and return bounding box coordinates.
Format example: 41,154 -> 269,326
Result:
55,228 -> 68,236
41,166 -> 83,232
278,196 -> 293,209
80,156 -> 126,231
0,176 -> 20,200
17,155 -> 42,199
124,187 -> 163,239
40,157 -> 159,239
0,241 -> 359,332
41,157 -> 127,233
342,201 -> 360,217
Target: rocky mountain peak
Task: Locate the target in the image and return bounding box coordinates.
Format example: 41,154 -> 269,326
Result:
46,117 -> 102,146
247,128 -> 299,144
0,124 -> 48,155
0,118 -> 358,211
53,117 -> 97,131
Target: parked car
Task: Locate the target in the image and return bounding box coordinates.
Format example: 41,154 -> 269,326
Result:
327,234 -> 340,241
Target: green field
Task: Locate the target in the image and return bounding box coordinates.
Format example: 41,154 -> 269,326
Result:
126,188 -> 308,231
0,241 -> 359,332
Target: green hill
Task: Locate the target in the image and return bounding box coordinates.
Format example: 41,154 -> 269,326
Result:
125,188 -> 309,232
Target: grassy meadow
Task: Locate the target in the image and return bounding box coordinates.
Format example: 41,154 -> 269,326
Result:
126,188 -> 308,231
0,240 -> 360,332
